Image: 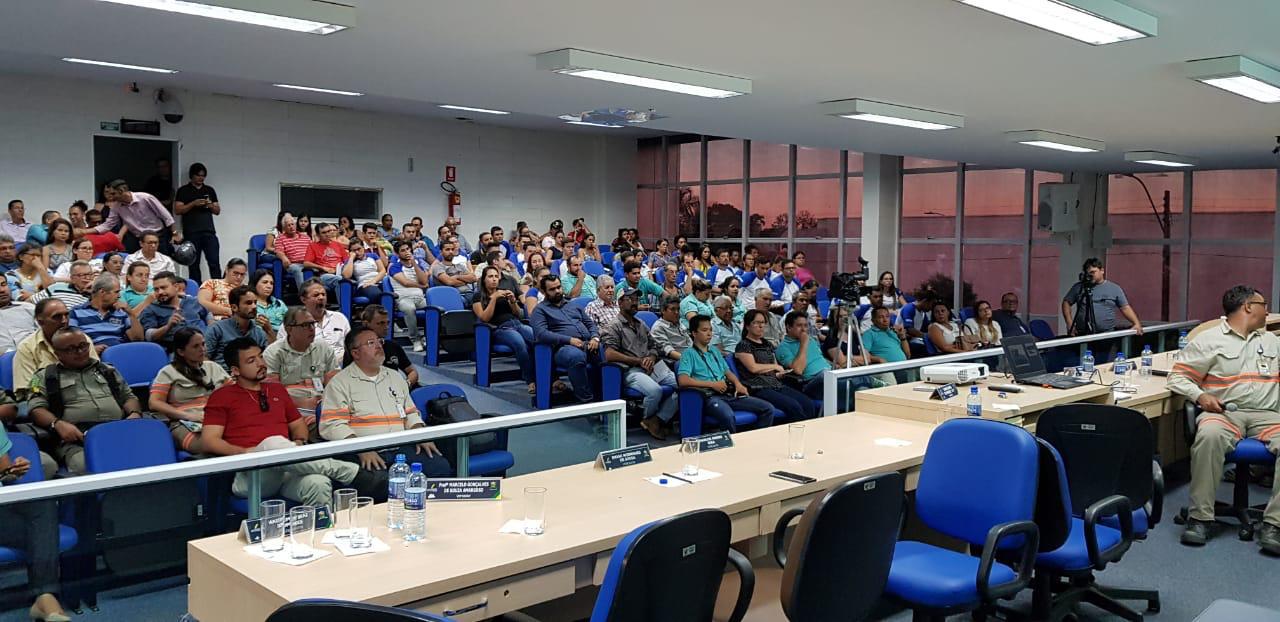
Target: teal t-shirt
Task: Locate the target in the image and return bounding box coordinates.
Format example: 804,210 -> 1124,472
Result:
863,326 -> 907,363
677,346 -> 728,382
679,294 -> 715,329
776,335 -> 832,380
0,425 -> 10,460
122,285 -> 154,309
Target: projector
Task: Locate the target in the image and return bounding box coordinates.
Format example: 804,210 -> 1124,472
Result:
921,363 -> 989,385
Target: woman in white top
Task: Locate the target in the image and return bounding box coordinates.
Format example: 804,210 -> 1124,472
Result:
341,239 -> 387,301
928,301 -> 974,354
877,271 -> 907,311
963,300 -> 1004,348
52,238 -> 101,282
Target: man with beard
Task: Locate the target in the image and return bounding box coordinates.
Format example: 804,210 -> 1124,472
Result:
139,271 -> 209,348
203,286 -> 268,371
530,274 -> 598,404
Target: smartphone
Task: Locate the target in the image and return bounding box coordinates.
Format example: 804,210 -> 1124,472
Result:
769,471 -> 816,485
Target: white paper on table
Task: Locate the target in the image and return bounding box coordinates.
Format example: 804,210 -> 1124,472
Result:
332,536 -> 390,557
499,519 -> 530,534
643,476 -> 689,488
989,403 -> 1021,413
244,543 -> 331,566
874,437 -> 913,448
678,469 -> 722,483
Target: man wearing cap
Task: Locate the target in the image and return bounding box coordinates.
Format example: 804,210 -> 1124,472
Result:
602,285 -> 678,440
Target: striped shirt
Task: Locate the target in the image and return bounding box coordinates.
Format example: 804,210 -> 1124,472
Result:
319,364 -> 423,440
273,232 -> 312,263
150,361 -> 230,420
69,302 -> 132,347
31,283 -> 89,310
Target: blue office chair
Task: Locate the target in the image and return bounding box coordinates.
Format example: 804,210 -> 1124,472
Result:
635,311 -> 658,328
582,260 -> 606,277
85,419 -> 176,472
0,433 -> 79,566
337,279 -> 393,320
885,418 -> 1040,621
601,251 -> 615,266
184,279 -> 199,297
959,306 -> 976,322
599,346 -> 675,407
245,234 -> 268,275
676,354 -> 765,437
588,509 -> 754,622
423,286 -> 475,366
0,349 -> 14,392
473,320 -> 528,388
772,472 -> 903,621
268,599 -> 455,621
411,385 -> 513,477
1029,319 -> 1056,341
1029,405 -> 1159,620
569,296 -> 593,311
532,343 -> 600,410
101,342 -> 169,389
1176,402 -> 1273,541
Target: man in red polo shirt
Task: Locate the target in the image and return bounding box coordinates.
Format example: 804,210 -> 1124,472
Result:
303,222 -> 347,295
201,337 -> 375,506
273,214 -> 312,292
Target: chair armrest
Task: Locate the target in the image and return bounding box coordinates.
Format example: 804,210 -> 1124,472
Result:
677,389 -> 705,439
977,519 -> 1038,602
1184,401 -> 1200,448
1148,458 -> 1164,526
771,507 -> 805,568
1084,493 -> 1133,570
724,548 -> 756,622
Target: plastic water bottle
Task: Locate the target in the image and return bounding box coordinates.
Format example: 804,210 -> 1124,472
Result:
387,454 -> 409,529
1113,353 -> 1129,383
1177,330 -> 1189,350
1082,350 -> 1095,375
1139,345 -> 1153,378
403,463 -> 427,542
966,386 -> 982,417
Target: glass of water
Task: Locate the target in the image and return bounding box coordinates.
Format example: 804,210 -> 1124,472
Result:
260,500 -> 286,553
681,437 -> 701,477
332,488 -> 357,538
288,506 -> 315,559
523,487 -> 547,536
349,497 -> 374,548
788,424 -> 805,460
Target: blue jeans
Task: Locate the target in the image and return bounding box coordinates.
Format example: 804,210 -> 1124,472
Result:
317,272 -> 342,293
553,345 -> 595,402
286,263 -> 307,290
624,361 -> 678,421
754,386 -> 817,421
703,394 -> 775,433
493,320 -> 535,383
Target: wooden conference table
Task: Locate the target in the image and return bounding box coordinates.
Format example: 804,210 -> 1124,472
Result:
188,413 -> 935,622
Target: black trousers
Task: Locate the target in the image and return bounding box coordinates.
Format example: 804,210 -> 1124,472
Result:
185,230 -> 221,282
337,444 -> 453,502
0,501 -> 60,597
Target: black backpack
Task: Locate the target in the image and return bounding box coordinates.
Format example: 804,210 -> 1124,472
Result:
426,391 -> 498,457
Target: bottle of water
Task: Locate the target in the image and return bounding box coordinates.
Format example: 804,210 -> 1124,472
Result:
966,386 -> 982,417
387,454 -> 409,529
1178,330 -> 1189,350
1113,353 -> 1129,384
1082,350 -> 1095,375
403,463 -> 427,542
1139,345 -> 1153,378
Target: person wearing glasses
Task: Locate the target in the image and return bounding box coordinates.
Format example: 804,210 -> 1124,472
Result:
320,326 -> 451,489
676,314 -> 774,433
201,338 -> 378,507
1169,285 -> 1280,553
264,306 -> 340,437
277,279 -> 351,361
13,299 -> 98,400
26,326 -> 141,475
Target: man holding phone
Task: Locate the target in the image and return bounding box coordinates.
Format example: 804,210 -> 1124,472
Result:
174,162 -> 222,282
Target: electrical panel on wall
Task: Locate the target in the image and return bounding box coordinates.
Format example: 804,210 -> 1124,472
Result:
1037,183 -> 1080,233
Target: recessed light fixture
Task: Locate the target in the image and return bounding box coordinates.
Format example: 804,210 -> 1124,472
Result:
1185,56 -> 1280,103
954,0 -> 1156,45
556,115 -> 624,128
95,0 -> 354,35
1124,151 -> 1198,168
1006,130 -> 1104,153
438,105 -> 509,115
62,57 -> 178,73
535,48 -> 750,98
273,83 -> 362,96
820,99 -> 963,130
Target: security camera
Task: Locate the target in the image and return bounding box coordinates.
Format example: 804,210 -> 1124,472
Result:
155,89 -> 184,124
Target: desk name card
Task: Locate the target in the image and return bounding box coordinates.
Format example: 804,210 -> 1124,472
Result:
596,444 -> 652,471
426,478 -> 502,501
696,431 -> 734,453
929,383 -> 959,401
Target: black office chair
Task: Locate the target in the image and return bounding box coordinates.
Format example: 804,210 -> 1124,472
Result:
771,471 -> 903,621
1175,402 -> 1274,540
1032,404 -> 1161,619
267,598 -> 455,621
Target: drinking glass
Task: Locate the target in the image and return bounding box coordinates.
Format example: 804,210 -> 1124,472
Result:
288,506 -> 316,559
260,500 -> 286,553
788,424 -> 806,460
332,488 -> 357,538
523,487 -> 547,536
349,496 -> 374,548
681,437 -> 701,476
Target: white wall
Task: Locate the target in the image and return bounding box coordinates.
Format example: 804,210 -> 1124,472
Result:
0,72 -> 636,259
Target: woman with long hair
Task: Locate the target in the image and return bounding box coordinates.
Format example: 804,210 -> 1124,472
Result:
525,267 -> 550,317
40,219 -> 74,273
9,244 -> 51,301
296,213 -> 313,239
928,301 -> 973,354
963,300 -> 1004,347
696,244 -> 714,273
197,258 -> 248,321
721,276 -> 746,322
877,270 -> 907,310
580,233 -> 603,263
473,265 -> 536,393
51,238 -> 98,283
149,327 -> 230,456
734,309 -> 817,420
336,215 -> 357,246
100,251 -> 126,287
521,252 -> 547,294
252,269 -> 287,333
645,238 -> 672,272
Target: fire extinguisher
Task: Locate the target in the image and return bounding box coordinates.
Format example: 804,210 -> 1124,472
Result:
441,181 -> 461,219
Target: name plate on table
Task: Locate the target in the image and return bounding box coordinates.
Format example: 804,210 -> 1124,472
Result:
426,478 -> 502,501
928,383 -> 959,401
595,444 -> 652,471
314,506 -> 333,529
237,508 -> 332,543
696,431 -> 734,453
239,518 -> 265,544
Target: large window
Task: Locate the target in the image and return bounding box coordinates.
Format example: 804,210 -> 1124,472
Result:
1189,170 -> 1277,321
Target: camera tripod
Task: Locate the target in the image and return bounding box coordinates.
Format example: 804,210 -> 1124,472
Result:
1068,280 -> 1099,337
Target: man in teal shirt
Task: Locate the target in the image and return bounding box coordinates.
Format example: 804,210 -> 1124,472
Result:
776,310 -> 840,399
676,314 -> 774,433
620,260 -> 663,311
863,306 -> 910,363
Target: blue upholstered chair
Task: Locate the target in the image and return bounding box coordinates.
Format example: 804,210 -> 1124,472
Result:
1177,402 -> 1273,541
635,311 -> 658,328
0,433 -> 79,568
1030,319 -> 1056,341
0,349 -> 14,392
411,385 -> 513,477
101,342 -> 168,389
423,286 -> 475,366
885,418 -> 1040,621
582,260 -> 606,277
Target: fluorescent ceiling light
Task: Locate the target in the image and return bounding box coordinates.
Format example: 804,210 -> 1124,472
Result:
1124,151 -> 1198,167
1006,130 -> 1104,153
438,105 -> 509,115
535,48 -> 750,98
62,57 -> 177,73
1185,56 -> 1280,103
955,0 -> 1155,45
273,83 -> 362,96
820,99 -> 963,130
95,0 -> 353,35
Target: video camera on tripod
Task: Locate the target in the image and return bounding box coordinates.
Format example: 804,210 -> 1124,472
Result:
1069,267 -> 1100,336
828,256 -> 872,303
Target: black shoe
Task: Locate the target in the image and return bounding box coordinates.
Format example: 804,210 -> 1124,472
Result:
1181,518 -> 1211,546
1259,523 -> 1280,556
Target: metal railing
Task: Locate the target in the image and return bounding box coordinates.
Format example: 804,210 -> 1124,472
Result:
821,320 -> 1201,416
0,400 -> 627,510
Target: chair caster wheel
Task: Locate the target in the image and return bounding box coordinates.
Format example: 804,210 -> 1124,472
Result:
1240,527 -> 1255,541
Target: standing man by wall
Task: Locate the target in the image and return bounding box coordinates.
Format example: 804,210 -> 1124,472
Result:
174,162 -> 221,283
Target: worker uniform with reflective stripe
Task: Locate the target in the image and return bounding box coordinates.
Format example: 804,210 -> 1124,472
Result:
263,339 -> 339,404
1167,318 -> 1280,527
318,365 -> 423,440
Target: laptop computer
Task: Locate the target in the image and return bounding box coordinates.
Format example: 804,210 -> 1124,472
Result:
1001,334 -> 1093,389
